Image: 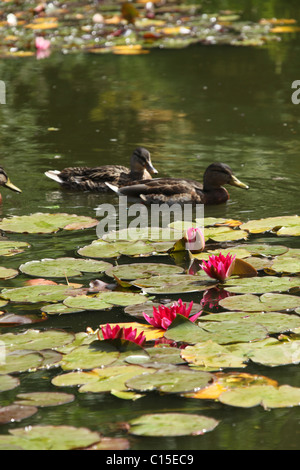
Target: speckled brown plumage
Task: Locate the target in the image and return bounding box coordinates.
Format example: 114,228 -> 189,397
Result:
108,162 -> 249,205
0,167 -> 21,204
45,147 -> 157,192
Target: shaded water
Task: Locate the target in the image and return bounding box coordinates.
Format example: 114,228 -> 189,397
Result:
0,1 -> 300,451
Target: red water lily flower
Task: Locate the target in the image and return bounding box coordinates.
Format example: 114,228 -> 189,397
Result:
184,227 -> 205,253
100,324 -> 146,346
143,299 -> 202,330
201,253 -> 236,282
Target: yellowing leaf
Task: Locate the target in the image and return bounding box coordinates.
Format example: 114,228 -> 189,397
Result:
112,45 -> 149,55
271,26 -> 300,33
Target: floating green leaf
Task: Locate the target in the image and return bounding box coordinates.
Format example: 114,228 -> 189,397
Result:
219,384 -> 300,409
219,293 -> 300,312
105,263 -> 184,280
165,314 -> 268,344
0,425 -> 101,450
223,276 -> 300,294
59,343 -> 120,370
19,257 -> 111,278
0,374 -> 20,392
128,413 -> 219,436
0,240 -> 31,256
181,340 -> 248,370
0,213 -> 98,234
240,216 -> 300,235
14,392 -> 75,407
1,284 -> 84,304
126,367 -> 212,393
0,329 -> 75,352
0,350 -> 44,374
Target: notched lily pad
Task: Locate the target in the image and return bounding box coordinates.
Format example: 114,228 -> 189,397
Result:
219,293 -> 300,312
0,405 -> 38,424
219,384 -> 300,409
19,257 -> 111,278
14,392 -> 75,407
128,412 -> 219,437
0,213 -> 98,234
0,240 -> 31,256
0,284 -> 85,304
0,425 -> 102,450
105,263 -> 184,280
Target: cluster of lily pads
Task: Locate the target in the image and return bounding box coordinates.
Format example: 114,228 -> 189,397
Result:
0,0 -> 295,59
0,211 -> 299,448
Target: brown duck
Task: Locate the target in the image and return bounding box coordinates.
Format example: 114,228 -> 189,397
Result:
45,147 -> 158,192
106,162 -> 249,204
0,167 -> 21,203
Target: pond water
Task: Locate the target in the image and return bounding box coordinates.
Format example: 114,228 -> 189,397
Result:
0,0 -> 299,451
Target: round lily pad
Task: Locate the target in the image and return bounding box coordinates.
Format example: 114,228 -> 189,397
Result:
0,425 -> 102,450
19,257 -> 111,278
0,329 -> 75,352
105,263 -> 184,280
41,303 -> 84,315
59,343 -> 120,370
223,276 -> 300,294
14,392 -> 75,407
0,240 -> 31,256
128,413 -> 219,436
0,284 -> 84,304
126,367 -> 212,393
0,266 -> 18,279
0,213 -> 98,234
219,293 -> 300,312
219,384 -> 300,409
78,239 -> 160,258
240,216 -> 300,235
0,374 -> 20,392
0,405 -> 38,424
0,350 -> 44,375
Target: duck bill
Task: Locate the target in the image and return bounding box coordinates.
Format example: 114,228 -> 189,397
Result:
4,178 -> 22,193
146,161 -> 158,174
229,175 -> 249,190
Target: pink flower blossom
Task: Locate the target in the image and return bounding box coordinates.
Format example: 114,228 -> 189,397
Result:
35,36 -> 51,51
100,324 -> 146,346
201,253 -> 236,282
143,299 -> 202,330
184,227 -> 205,253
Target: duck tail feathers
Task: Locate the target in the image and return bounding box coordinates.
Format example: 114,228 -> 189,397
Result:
45,170 -> 63,184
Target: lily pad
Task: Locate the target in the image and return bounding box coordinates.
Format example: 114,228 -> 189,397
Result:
63,291 -> 147,310
14,392 -> 75,407
19,257 -> 111,278
126,367 -> 212,394
41,303 -> 84,315
164,314 -> 268,345
199,311 -> 300,335
0,425 -> 102,450
59,343 -> 120,370
240,216 -> 300,235
0,329 -> 75,352
0,266 -> 18,279
219,384 -> 300,409
105,263 -> 184,280
219,293 -> 300,312
223,276 -> 300,294
0,405 -> 38,424
0,213 -> 98,234
128,413 -> 219,436
0,240 -> 31,256
0,284 -> 84,304
181,340 -> 247,370
0,350 -> 44,375
78,239 -> 164,258
53,365 -> 156,393
0,374 -> 20,392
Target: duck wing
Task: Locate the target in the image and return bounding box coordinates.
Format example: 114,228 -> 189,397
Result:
46,165 -> 130,191
115,178 -> 204,204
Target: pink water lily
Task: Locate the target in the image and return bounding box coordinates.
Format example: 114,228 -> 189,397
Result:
100,324 -> 146,346
201,253 -> 236,282
35,36 -> 51,51
184,227 -> 205,253
143,299 -> 202,330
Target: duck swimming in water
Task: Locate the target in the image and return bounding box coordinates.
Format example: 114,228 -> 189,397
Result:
45,147 -> 158,192
106,162 -> 249,205
0,167 -> 21,203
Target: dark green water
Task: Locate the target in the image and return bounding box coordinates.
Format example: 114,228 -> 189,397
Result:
0,0 -> 299,451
